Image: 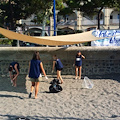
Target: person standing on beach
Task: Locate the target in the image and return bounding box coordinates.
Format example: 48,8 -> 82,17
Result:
74,51 -> 85,80
28,51 -> 48,99
8,62 -> 20,87
52,55 -> 63,84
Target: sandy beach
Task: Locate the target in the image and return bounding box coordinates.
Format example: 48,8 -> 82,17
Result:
0,74 -> 120,120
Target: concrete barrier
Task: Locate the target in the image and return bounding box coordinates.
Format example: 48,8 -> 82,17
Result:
0,47 -> 120,76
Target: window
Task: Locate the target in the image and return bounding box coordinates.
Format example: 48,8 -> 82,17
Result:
100,14 -> 103,19
118,14 -> 120,19
110,15 -> 113,19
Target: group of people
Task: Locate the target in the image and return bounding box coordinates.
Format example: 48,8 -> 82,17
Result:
8,51 -> 85,99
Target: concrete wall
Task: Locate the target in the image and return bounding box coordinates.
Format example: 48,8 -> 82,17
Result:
0,47 -> 120,77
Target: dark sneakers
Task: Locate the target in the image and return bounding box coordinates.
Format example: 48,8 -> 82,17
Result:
29,92 -> 32,98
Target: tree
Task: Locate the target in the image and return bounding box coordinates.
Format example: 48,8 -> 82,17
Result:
63,0 -> 119,29
112,0 -> 120,28
30,0 -> 65,36
0,0 -> 35,29
0,0 -> 65,36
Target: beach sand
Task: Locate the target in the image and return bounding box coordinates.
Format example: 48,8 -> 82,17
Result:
0,75 -> 120,120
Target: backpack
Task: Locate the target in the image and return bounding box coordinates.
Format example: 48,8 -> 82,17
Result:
49,79 -> 62,93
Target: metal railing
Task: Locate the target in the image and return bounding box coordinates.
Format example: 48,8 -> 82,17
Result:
109,19 -> 119,25
57,19 -> 104,26
82,19 -> 104,25
20,18 -> 106,26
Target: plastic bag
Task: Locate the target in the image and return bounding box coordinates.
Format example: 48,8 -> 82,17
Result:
25,75 -> 30,80
82,76 -> 94,89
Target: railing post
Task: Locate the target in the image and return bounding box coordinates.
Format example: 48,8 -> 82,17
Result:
17,40 -> 20,47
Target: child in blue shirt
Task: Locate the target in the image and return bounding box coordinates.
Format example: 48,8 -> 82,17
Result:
74,51 -> 85,79
52,55 -> 63,84
8,62 -> 20,87
28,51 -> 48,99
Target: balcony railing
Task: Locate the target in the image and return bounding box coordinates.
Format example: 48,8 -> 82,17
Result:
57,20 -> 77,26
20,18 -> 120,26
82,19 -> 104,25
109,19 -> 119,25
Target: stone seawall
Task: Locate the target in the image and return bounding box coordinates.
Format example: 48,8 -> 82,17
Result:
0,47 -> 120,76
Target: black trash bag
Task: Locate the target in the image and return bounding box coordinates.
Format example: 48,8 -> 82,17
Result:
50,78 -> 60,84
49,78 -> 63,93
49,84 -> 62,93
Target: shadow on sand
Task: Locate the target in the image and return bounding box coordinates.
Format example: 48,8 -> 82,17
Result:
0,114 -> 120,120
62,73 -> 120,82
85,73 -> 120,83
0,74 -> 119,97
0,94 -> 24,99
0,114 -> 91,120
0,75 -> 28,94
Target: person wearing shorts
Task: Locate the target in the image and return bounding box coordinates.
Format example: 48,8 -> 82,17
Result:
74,51 -> 85,80
8,62 -> 20,87
28,51 -> 48,99
52,55 -> 63,84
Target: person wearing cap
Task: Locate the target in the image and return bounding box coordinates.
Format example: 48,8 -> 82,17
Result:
28,51 -> 48,99
73,51 -> 85,79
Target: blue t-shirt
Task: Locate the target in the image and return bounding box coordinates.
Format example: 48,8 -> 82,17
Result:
29,60 -> 41,78
75,55 -> 82,66
55,59 -> 63,70
10,62 -> 20,71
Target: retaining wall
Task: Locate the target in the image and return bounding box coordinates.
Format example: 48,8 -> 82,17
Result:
0,47 -> 120,77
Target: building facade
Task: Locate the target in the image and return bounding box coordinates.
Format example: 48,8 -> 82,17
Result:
19,8 -> 120,36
